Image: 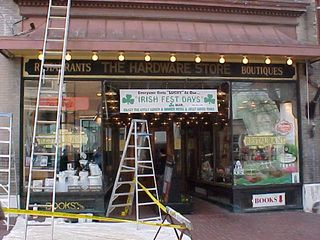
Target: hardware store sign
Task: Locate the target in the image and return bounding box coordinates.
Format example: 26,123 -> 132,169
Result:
120,89 -> 218,113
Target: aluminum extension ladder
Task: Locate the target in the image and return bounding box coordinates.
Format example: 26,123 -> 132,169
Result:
106,119 -> 162,223
24,0 -> 71,239
0,113 -> 19,231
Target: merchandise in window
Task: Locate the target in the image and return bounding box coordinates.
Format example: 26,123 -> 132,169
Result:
232,82 -> 299,186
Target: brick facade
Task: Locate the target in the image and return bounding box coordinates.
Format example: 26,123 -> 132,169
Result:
0,0 -> 21,194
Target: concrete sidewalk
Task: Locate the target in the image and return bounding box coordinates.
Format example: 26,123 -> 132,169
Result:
1,198 -> 320,240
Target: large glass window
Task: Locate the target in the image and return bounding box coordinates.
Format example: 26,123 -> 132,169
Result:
23,80 -> 104,193
232,82 -> 299,186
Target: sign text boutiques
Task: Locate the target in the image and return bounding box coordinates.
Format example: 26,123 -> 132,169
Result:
24,60 -> 296,79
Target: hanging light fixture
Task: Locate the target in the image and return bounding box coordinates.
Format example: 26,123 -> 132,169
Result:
242,56 -> 249,64
265,56 -> 271,65
144,53 -> 151,62
195,55 -> 201,63
170,54 -> 176,62
92,52 -> 99,61
65,52 -> 72,61
38,51 -> 43,60
219,55 -> 225,64
118,52 -> 125,61
286,57 -> 293,66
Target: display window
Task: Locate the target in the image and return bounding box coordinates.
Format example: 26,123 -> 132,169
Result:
232,82 -> 299,186
23,80 -> 104,193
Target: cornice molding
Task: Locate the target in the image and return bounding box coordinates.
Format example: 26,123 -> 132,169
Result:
14,0 -> 308,17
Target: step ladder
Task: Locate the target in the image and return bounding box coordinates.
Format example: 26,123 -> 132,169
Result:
106,119 -> 162,223
0,113 -> 19,231
24,0 -> 72,239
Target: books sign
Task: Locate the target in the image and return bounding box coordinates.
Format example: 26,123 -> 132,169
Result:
252,193 -> 286,208
120,89 -> 218,113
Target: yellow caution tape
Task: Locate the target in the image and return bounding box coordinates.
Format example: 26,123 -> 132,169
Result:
135,180 -> 167,213
3,208 -> 185,230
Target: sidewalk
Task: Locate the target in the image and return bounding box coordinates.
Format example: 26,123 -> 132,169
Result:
1,198 -> 320,240
187,198 -> 320,240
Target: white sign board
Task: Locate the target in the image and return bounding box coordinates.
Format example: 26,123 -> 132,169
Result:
120,89 -> 218,113
252,193 -> 286,208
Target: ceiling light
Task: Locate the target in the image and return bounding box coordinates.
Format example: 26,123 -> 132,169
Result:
145,53 -> 151,62
265,56 -> 271,65
65,52 -> 72,61
219,55 -> 225,64
38,51 -> 43,60
286,57 -> 293,66
195,55 -> 201,63
170,54 -> 176,62
242,56 -> 249,64
118,52 -> 125,61
92,52 -> 99,61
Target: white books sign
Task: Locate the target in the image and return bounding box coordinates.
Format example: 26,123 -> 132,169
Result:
120,89 -> 218,113
252,193 -> 286,208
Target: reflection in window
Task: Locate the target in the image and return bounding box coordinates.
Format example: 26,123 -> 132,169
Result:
23,80 -> 104,192
232,82 -> 299,186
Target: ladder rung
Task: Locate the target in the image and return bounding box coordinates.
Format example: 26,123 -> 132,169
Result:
31,186 -> 53,190
43,63 -> 62,68
137,147 -> 150,150
46,51 -> 63,55
137,174 -> 154,177
114,192 -> 134,197
48,27 -> 65,31
122,166 -> 135,170
37,120 -> 56,124
38,105 -> 58,110
50,16 -> 66,20
0,154 -> 10,158
47,38 -> 64,42
138,165 -> 152,169
0,169 -> 10,172
33,152 -> 55,156
36,135 -> 55,139
51,5 -> 68,9
110,203 -> 132,208
43,76 -> 59,80
124,157 -> 135,160
27,223 -> 53,226
138,202 -> 156,206
137,160 -> 153,164
29,204 -> 52,208
139,217 -> 162,222
41,90 -> 59,94
135,133 -> 152,136
0,127 -> 10,131
0,141 -> 10,144
32,168 -> 55,172
120,169 -> 135,173
138,187 -> 157,192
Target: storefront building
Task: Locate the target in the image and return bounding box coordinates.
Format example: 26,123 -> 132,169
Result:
1,0 -> 320,214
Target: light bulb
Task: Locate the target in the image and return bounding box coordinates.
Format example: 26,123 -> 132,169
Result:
242,56 -> 249,64
145,53 -> 151,62
265,56 -> 271,65
65,52 -> 72,61
195,55 -> 201,63
118,52 -> 125,61
92,52 -> 99,61
170,54 -> 176,62
38,51 -> 43,60
219,55 -> 225,64
287,57 -> 293,66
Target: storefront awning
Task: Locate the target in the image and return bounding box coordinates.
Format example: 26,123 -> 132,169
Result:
1,18 -> 320,58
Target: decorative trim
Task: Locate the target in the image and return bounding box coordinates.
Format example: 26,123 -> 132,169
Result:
14,0 -> 307,17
